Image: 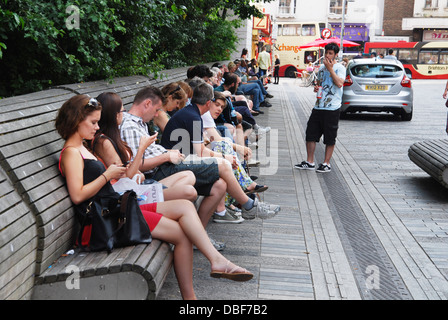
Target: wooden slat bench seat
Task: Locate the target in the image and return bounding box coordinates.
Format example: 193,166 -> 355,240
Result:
56,75 -> 155,108
0,78 -> 176,300
32,241 -> 173,300
0,166 -> 38,300
55,68 -> 190,108
408,139 -> 448,188
0,62 -> 225,299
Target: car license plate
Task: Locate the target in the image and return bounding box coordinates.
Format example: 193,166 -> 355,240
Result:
365,85 -> 388,91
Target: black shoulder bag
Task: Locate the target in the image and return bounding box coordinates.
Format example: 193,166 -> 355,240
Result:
77,190 -> 152,253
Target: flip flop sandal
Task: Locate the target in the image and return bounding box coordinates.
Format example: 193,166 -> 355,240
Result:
245,184 -> 268,195
210,261 -> 253,282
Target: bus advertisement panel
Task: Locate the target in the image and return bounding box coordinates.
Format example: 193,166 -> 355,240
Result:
365,41 -> 448,79
273,22 -> 325,78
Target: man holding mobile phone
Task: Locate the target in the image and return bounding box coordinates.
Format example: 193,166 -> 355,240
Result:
294,42 -> 346,173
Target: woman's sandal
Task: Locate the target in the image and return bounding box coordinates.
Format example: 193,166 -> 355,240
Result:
210,261 -> 253,282
245,184 -> 268,195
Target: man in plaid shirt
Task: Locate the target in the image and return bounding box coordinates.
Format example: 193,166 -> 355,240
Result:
120,111 -> 171,176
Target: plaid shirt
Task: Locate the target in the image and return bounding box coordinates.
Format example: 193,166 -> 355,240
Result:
120,112 -> 167,173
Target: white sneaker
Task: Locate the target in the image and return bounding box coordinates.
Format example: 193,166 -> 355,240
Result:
248,141 -> 258,148
241,198 -> 280,220
256,126 -> 271,134
247,158 -> 260,167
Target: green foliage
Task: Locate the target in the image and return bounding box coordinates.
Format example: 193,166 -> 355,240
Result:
0,0 -> 128,96
0,0 -> 268,97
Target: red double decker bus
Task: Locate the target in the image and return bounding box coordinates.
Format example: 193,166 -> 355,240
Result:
364,41 -> 448,79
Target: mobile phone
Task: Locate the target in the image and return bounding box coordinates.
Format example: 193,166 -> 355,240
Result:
122,161 -> 129,167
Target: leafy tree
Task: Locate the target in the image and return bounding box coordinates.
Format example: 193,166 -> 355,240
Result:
0,0 -> 270,97
0,0 -> 127,96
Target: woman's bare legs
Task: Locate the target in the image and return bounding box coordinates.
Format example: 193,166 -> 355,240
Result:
214,159 -> 251,205
151,216 -> 196,300
159,171 -> 198,202
215,196 -> 226,213
161,171 -> 227,227
152,200 -> 252,299
196,178 -> 226,227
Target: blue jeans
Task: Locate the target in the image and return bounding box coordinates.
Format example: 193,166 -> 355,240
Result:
238,82 -> 264,111
258,69 -> 267,78
248,79 -> 268,95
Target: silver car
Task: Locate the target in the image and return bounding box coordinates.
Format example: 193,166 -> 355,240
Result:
342,58 -> 414,121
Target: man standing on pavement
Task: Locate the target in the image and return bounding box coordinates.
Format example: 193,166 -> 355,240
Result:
294,42 -> 346,173
257,46 -> 271,79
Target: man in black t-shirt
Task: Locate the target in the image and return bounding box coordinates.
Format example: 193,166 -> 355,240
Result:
161,103 -> 204,156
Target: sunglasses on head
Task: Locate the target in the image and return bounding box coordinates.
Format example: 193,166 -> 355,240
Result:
168,85 -> 181,96
85,98 -> 99,108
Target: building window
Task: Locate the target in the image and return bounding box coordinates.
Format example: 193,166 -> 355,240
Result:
329,0 -> 348,15
279,0 -> 296,15
424,0 -> 439,8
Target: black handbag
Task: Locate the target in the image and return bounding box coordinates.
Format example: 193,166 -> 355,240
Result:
77,190 -> 152,253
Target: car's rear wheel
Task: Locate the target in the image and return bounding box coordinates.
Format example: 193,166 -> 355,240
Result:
401,110 -> 413,121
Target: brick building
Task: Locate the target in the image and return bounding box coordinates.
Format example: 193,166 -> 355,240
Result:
383,0 -> 415,38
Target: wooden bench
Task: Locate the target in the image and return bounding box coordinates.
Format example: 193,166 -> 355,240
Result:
0,166 -> 38,300
0,77 -> 179,300
408,139 -> 448,188
55,68 -> 190,106
0,62 -> 224,299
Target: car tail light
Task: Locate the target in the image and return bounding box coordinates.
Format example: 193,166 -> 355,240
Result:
344,74 -> 353,87
401,75 -> 411,88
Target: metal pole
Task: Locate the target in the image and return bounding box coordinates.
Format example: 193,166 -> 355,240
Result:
340,0 -> 346,61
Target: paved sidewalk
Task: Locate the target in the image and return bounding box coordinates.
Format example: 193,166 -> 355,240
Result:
157,78 -> 448,300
